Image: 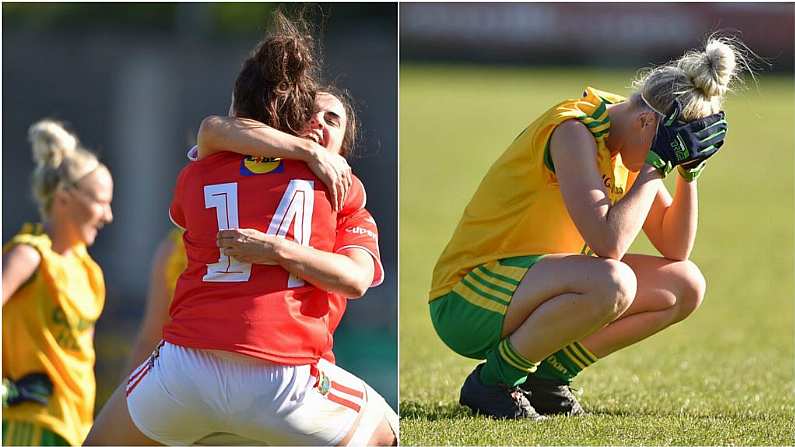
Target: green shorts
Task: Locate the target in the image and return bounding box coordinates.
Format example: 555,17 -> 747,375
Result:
2,420 -> 69,446
430,255 -> 543,359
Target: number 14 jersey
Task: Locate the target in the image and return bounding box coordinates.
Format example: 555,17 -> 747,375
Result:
165,151 -> 381,365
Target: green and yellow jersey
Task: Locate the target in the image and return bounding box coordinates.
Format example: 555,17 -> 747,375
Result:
430,87 -> 638,300
163,226 -> 186,296
2,223 -> 105,445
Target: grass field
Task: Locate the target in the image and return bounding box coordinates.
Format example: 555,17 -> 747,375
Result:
399,65 -> 795,445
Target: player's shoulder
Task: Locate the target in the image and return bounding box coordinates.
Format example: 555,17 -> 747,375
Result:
341,175 -> 367,214
178,152 -> 246,184
3,241 -> 42,266
339,207 -> 377,229
2,231 -> 44,285
4,224 -> 50,256
191,151 -> 242,170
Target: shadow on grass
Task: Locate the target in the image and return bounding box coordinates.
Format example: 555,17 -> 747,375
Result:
400,400 -> 472,420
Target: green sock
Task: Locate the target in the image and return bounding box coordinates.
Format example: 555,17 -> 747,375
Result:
531,341 -> 598,383
479,338 -> 539,387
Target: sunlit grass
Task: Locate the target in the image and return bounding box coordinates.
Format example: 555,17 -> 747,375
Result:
399,64 -> 795,445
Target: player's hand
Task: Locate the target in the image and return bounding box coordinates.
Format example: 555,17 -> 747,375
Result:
3,373 -> 53,407
646,100 -> 727,177
307,146 -> 352,212
217,229 -> 281,265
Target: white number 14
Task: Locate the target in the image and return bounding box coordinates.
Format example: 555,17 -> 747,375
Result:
202,180 -> 314,286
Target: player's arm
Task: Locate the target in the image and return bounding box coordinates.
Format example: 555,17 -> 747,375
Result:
197,115 -> 351,211
275,241 -> 375,299
197,115 -> 320,161
642,176 -> 698,261
123,235 -> 174,374
551,120 -> 663,260
217,229 -> 375,298
2,244 -> 41,305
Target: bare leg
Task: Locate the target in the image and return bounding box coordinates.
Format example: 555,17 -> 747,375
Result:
581,254 -> 706,357
83,381 -> 161,446
502,254 -> 637,362
338,411 -> 396,446
365,419 -> 397,446
338,384 -> 397,446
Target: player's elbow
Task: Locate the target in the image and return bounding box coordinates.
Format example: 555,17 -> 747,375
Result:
655,235 -> 693,261
338,251 -> 375,298
592,248 -> 622,261
338,269 -> 373,298
588,239 -> 628,261
342,277 -> 370,299
661,247 -> 691,262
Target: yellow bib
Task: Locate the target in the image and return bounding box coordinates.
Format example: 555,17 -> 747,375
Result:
163,227 -> 187,297
2,223 -> 105,445
430,87 -> 638,300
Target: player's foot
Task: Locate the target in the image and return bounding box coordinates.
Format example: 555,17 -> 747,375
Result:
519,375 -> 585,416
459,364 -> 545,420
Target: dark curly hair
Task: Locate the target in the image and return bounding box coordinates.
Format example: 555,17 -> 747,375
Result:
319,85 -> 359,159
233,10 -> 320,137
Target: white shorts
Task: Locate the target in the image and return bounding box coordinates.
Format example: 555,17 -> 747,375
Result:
126,341 -> 394,446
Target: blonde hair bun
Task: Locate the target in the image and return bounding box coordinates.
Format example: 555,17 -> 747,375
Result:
28,119 -> 78,168
633,34 -> 751,121
677,38 -> 738,99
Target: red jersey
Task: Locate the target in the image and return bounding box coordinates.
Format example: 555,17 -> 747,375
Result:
322,207 -> 384,363
165,152 -> 379,365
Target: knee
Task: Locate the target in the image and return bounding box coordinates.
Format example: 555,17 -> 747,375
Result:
674,260 -> 706,321
593,259 -> 637,318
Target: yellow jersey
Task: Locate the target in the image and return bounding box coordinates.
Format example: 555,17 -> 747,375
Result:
430,87 -> 638,300
2,223 -> 105,446
163,227 -> 186,296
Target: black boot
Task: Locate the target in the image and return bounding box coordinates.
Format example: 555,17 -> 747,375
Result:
459,364 -> 545,420
519,374 -> 585,416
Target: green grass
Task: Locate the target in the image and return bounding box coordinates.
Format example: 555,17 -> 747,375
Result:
399,65 -> 795,445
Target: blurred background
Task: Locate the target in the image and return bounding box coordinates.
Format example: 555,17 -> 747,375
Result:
399,3 -> 794,445
402,3 -> 793,69
3,3 -> 397,409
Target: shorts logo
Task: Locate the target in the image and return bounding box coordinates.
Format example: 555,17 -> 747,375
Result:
317,373 -> 331,396
240,156 -> 284,176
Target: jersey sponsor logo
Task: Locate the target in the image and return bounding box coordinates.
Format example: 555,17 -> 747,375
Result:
602,174 -> 612,190
51,307 -> 94,351
346,226 -> 377,240
240,156 -> 284,176
602,174 -> 624,197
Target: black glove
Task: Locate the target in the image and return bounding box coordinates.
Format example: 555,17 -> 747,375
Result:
2,373 -> 53,407
646,99 -> 727,177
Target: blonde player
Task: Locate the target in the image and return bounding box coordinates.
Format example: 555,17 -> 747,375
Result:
2,120 -> 114,445
430,37 -> 742,418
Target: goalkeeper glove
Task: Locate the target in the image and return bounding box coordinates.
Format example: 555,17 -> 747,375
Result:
2,373 -> 53,407
646,99 -> 727,177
